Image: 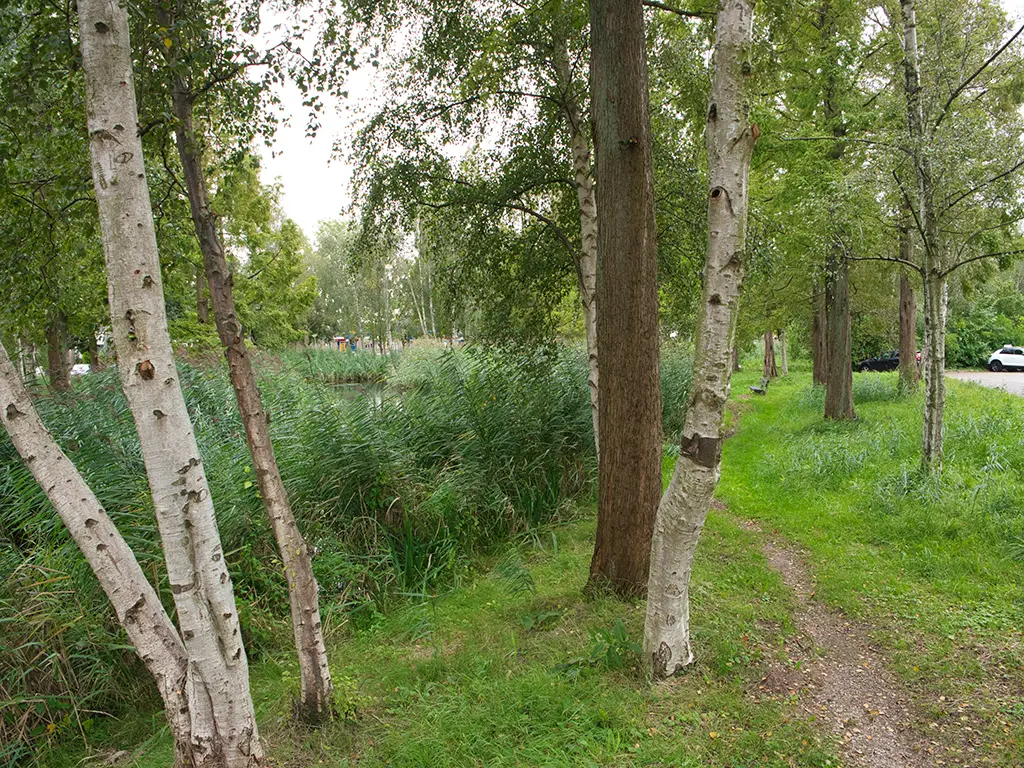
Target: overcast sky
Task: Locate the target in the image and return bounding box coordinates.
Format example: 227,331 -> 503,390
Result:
258,0 -> 1024,241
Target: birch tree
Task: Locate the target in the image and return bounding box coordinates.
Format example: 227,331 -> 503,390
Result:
645,0 -> 757,677
0,341 -> 201,767
894,0 -> 1024,472
155,0 -> 333,721
77,0 -> 262,762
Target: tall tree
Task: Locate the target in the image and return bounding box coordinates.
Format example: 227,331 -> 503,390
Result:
155,0 -> 333,721
898,223 -> 919,393
78,0 -> 262,762
587,0 -> 662,596
894,0 -> 1024,471
645,0 -> 757,677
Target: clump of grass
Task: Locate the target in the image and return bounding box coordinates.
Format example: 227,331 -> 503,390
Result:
661,342 -> 694,443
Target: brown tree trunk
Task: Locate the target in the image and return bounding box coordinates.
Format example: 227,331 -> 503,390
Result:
824,253 -> 855,420
899,268 -> 918,393
762,330 -> 778,379
644,0 -> 757,678
196,263 -> 210,323
46,313 -> 70,392
812,283 -> 827,385
731,344 -> 741,372
166,66 -> 333,722
586,0 -> 662,597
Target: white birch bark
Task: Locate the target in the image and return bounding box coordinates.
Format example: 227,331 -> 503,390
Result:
553,39 -> 600,459
644,0 -> 757,679
77,0 -> 262,763
0,341 -> 197,768
901,0 -> 946,472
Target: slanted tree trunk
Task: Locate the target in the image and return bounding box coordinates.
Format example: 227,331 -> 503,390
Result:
165,58 -> 333,723
0,340 -> 197,768
812,283 -> 827,385
762,330 -> 778,378
901,0 -> 945,472
554,36 -> 601,461
46,312 -> 70,392
644,0 -> 757,678
587,0 -> 662,597
823,253 -> 855,419
778,327 -> 789,375
898,269 -> 918,393
78,1 -> 263,763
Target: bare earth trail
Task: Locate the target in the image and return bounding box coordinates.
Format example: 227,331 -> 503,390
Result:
731,512 -> 962,768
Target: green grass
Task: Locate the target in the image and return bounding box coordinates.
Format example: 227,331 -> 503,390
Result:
45,512 -> 836,768
24,356 -> 1024,767
719,365 -> 1024,765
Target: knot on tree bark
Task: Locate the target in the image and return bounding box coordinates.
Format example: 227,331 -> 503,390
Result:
680,433 -> 722,468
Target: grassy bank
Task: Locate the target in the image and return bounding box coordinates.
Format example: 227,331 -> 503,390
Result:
17,353 -> 1024,767
719,366 -> 1024,765
48,501 -> 835,768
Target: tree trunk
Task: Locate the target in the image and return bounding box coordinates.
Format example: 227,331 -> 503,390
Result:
731,344 -> 741,372
196,263 -> 210,324
409,275 -> 429,339
778,327 -> 788,375
644,0 -> 757,678
78,1 -> 263,764
426,260 -> 437,338
46,313 -> 70,392
901,0 -> 945,472
898,269 -> 918,393
0,340 -> 198,768
384,263 -> 393,352
762,330 -> 778,379
921,273 -> 946,468
812,283 -> 827,385
166,65 -> 333,723
554,36 -> 601,461
823,253 -> 855,419
586,0 -> 663,597
88,330 -> 106,372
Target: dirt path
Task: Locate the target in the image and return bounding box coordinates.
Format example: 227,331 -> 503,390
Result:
741,519 -> 936,768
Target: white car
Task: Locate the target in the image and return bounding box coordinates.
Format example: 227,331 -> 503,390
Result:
987,346 -> 1024,372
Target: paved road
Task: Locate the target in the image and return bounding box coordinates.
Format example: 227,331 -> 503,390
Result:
947,370 -> 1024,396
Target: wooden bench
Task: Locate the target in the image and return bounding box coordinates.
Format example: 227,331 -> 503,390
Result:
749,377 -> 769,396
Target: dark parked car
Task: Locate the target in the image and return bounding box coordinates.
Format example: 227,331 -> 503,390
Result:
854,350 -> 920,372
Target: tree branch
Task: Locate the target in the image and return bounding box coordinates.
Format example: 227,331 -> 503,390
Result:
847,255 -> 925,275
942,156 -> 1024,212
941,249 -> 1024,278
641,0 -> 713,18
935,22 -> 1024,129
780,135 -> 911,155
